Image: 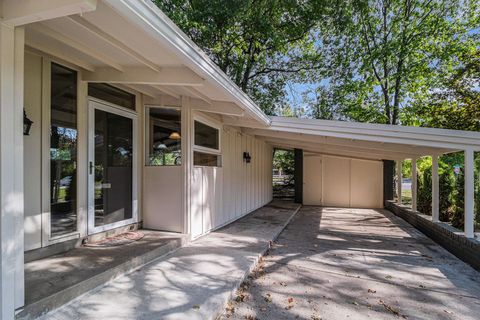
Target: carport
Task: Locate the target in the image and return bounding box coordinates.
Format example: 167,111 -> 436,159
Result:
244,116 -> 480,238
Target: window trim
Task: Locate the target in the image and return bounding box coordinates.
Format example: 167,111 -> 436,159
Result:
144,105 -> 182,167
88,83 -> 137,113
193,114 -> 222,156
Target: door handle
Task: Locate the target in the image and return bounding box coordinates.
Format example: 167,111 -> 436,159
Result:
89,161 -> 94,175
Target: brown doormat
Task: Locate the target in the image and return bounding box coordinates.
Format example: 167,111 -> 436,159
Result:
84,231 -> 145,247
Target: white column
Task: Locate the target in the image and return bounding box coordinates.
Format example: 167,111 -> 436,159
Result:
411,158 -> 418,212
432,155 -> 440,222
0,24 -> 25,319
464,149 -> 475,238
397,160 -> 402,204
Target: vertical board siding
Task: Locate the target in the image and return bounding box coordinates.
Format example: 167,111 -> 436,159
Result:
191,126 -> 273,237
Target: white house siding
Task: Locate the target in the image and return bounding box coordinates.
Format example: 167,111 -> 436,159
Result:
191,126 -> 273,238
24,52 -> 43,251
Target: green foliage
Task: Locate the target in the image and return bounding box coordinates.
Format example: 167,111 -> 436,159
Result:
155,0 -> 327,114
272,149 -> 295,176
417,165 -> 432,215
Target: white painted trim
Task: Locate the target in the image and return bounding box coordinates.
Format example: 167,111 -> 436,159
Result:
192,112 -> 222,156
464,149 -> 475,238
411,158 -> 418,212
432,155 -> 439,222
87,99 -> 138,235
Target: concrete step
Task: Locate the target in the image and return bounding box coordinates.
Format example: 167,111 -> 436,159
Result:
17,232 -> 187,320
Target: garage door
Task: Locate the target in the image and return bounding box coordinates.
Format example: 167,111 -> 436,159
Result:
303,155 -> 383,208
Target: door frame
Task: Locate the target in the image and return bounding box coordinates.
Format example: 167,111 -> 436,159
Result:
87,98 -> 138,234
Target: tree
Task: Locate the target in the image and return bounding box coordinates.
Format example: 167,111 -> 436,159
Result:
155,0 -> 326,114
310,0 -> 478,124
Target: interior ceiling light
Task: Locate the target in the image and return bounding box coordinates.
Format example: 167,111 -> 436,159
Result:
169,132 -> 181,140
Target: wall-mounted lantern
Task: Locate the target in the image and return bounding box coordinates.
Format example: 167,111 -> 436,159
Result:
23,110 -> 33,135
243,152 -> 251,163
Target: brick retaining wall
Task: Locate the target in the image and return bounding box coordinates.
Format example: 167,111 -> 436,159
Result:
386,200 -> 480,271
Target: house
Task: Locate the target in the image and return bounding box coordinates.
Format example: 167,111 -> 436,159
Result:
0,1 -> 479,319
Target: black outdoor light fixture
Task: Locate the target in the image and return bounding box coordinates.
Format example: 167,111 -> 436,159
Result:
23,110 -> 33,135
243,152 -> 251,163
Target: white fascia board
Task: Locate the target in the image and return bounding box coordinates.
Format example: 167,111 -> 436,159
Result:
1,0 -> 97,26
104,0 -> 271,126
270,117 -> 480,150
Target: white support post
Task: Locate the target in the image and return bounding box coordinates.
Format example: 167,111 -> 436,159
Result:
432,155 -> 440,222
411,158 -> 418,212
464,149 -> 475,238
397,160 -> 402,204
0,23 -> 25,319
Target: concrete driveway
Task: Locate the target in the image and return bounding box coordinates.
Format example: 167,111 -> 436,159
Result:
220,206 -> 480,320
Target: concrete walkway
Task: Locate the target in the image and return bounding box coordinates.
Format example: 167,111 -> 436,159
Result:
220,207 -> 480,320
43,201 -> 300,320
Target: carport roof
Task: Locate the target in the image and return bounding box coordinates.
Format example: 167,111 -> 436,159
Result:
243,116 -> 480,161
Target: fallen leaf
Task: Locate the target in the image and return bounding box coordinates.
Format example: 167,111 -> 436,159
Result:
352,301 -> 359,306
444,310 -> 453,314
368,289 -> 377,293
385,275 -> 393,279
264,293 -> 272,303
280,282 -> 287,286
192,305 -> 200,310
288,297 -> 294,303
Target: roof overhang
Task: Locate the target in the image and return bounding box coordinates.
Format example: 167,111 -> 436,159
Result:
13,0 -> 270,126
244,117 -> 480,161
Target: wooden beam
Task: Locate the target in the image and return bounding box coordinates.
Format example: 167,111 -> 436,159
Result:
1,0 -> 97,26
153,85 -> 180,99
67,15 -> 161,72
25,39 -> 96,72
34,24 -> 123,71
82,66 -> 204,86
194,101 -> 244,117
181,86 -> 212,104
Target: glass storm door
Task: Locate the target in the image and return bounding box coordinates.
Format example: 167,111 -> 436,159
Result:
88,100 -> 137,234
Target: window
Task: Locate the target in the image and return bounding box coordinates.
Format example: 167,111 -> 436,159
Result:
194,152 -> 222,167
50,63 -> 77,236
146,107 -> 181,166
194,120 -> 219,150
88,83 -> 135,111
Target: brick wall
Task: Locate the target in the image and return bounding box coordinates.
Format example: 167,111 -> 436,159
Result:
386,200 -> 480,271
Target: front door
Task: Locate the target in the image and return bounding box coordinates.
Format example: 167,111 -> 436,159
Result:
88,99 -> 137,234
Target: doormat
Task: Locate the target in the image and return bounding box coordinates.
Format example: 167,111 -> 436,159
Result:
83,231 -> 145,247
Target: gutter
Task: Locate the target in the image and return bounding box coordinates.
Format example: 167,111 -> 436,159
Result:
105,0 -> 271,126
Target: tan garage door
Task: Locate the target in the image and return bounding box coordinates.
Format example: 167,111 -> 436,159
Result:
303,155 -> 383,208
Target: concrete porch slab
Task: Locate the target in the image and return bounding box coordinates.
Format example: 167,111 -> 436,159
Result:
18,231 -> 187,320
41,201 -> 301,320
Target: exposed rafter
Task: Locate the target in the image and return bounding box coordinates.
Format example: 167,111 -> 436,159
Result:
82,66 -> 204,86
152,85 -> 181,99
25,40 -> 95,72
66,15 -> 161,72
181,86 -> 212,104
34,23 -> 124,71
194,101 -> 244,117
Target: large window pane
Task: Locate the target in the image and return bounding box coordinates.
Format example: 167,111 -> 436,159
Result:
146,107 -> 181,166
94,109 -> 133,227
50,63 -> 77,236
194,121 -> 219,150
88,83 -> 135,111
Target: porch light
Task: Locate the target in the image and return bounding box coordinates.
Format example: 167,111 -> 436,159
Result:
23,110 -> 33,135
169,132 -> 181,140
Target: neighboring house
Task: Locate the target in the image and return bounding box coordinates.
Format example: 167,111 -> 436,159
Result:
0,1 -> 479,319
